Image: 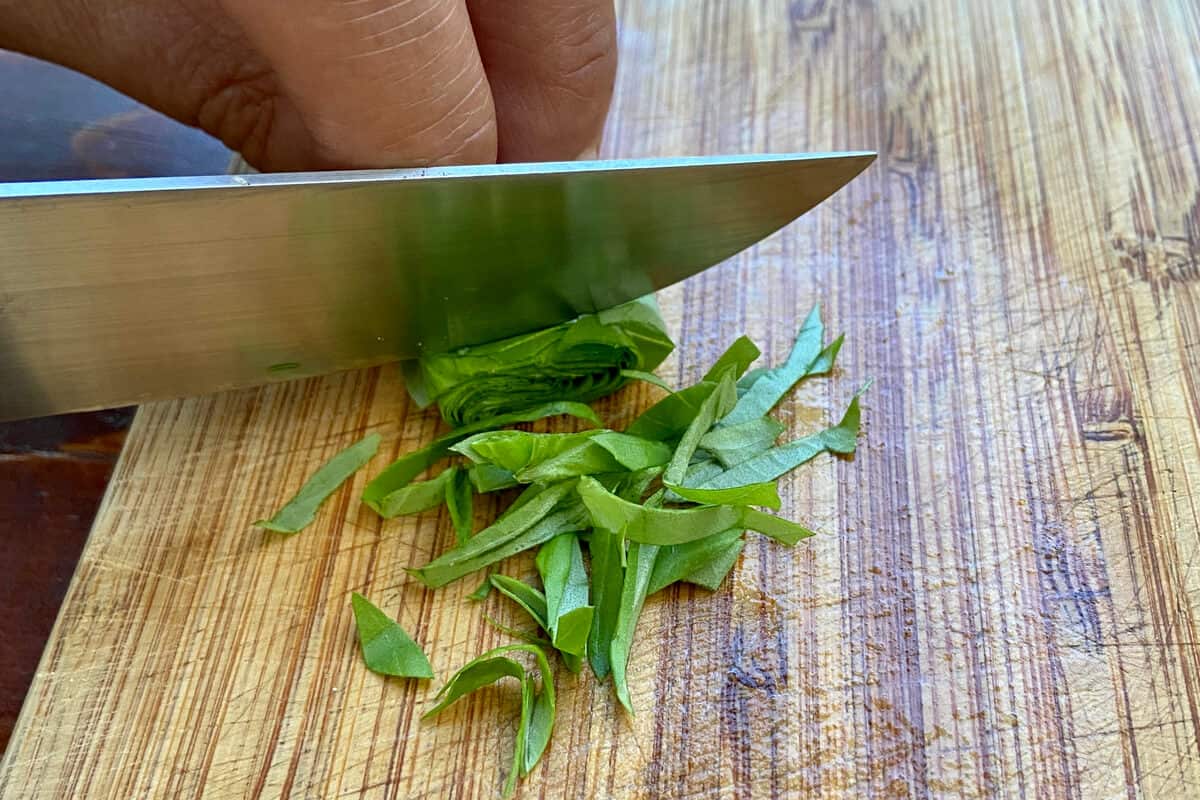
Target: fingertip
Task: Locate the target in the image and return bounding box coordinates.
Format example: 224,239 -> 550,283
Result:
468,0 -> 618,162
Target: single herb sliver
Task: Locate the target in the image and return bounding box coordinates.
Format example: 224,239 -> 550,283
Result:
577,476 -> 811,546
424,643 -> 556,798
610,541 -> 658,713
350,592 -> 434,679
255,432 -> 381,534
648,529 -> 746,595
695,394 -> 861,490
699,417 -> 786,467
410,482 -> 590,588
663,371 -> 737,485
490,575 -> 550,629
362,401 -> 600,515
721,304 -> 840,426
372,466 -> 458,519
536,533 -> 594,669
586,527 -> 624,679
666,481 -> 782,510
446,468 -> 474,543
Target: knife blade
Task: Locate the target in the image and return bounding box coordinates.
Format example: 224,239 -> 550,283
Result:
0,152 -> 874,420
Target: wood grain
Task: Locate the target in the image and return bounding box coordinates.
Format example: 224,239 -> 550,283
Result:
3,1 -> 1200,797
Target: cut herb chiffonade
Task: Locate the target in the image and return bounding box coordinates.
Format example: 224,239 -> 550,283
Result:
254,298 -> 863,798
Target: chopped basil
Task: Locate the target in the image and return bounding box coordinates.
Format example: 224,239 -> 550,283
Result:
424,644 -> 555,798
405,296 -> 673,427
350,592 -> 433,679
255,433 -> 380,534
362,401 -> 600,515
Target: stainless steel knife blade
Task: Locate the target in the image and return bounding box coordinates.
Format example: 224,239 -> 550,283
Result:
0,152 -> 874,420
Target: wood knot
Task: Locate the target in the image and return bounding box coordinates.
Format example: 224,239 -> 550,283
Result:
1081,420 -> 1136,442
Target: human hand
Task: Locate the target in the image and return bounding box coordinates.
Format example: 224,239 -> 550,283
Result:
1,0 -> 616,171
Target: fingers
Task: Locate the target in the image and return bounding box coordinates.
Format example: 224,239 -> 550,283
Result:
466,0 -> 617,161
0,0 -> 499,171
0,0 -> 612,170
217,0 -> 497,169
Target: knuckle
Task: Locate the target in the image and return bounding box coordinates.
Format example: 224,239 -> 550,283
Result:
194,71 -> 279,167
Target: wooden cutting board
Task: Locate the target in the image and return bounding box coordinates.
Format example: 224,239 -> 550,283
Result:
3,1 -> 1199,797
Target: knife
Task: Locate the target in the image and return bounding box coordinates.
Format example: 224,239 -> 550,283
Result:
0,152 -> 874,421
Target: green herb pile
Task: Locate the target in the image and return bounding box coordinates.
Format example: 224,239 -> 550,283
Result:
257,300 -> 862,798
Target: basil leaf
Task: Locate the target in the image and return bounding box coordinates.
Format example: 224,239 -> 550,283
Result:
740,508 -> 817,545
699,417 -> 786,467
370,467 -> 458,520
467,573 -> 494,601
702,335 -> 760,381
663,371 -> 737,485
647,530 -> 745,595
362,401 -> 599,514
424,653 -> 528,797
590,432 -> 674,471
424,643 -> 555,797
410,483 -> 589,588
586,527 -> 624,679
535,534 -> 593,660
490,575 -> 550,629
578,476 -> 808,546
456,429 -> 672,485
680,537 -> 745,590
610,541 -> 658,714
255,433 -> 380,534
665,481 -> 782,510
405,296 -> 673,426
446,468 -> 474,543
350,592 -> 433,679
579,476 -> 739,544
722,304 -> 840,426
620,369 -> 674,392
695,395 -> 861,490
482,614 -> 553,648
469,463 -> 519,493
453,430 -> 600,471
736,366 -> 769,396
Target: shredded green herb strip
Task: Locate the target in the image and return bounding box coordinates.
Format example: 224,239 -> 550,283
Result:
362,401 -> 599,515
722,304 -> 835,426
610,541 -> 658,713
699,416 -> 786,467
329,301 -> 864,796
648,529 -> 746,595
255,433 -> 380,534
424,644 -> 555,798
350,593 -> 434,679
694,394 -> 861,490
536,533 -> 594,672
404,296 -> 674,427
